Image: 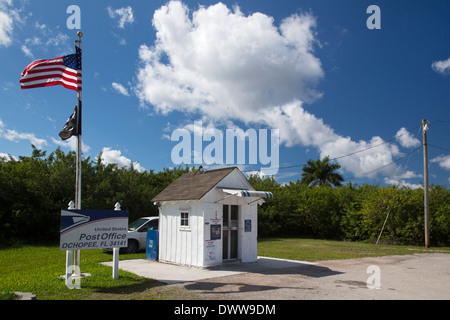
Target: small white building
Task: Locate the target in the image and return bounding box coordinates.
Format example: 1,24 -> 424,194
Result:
152,167 -> 273,268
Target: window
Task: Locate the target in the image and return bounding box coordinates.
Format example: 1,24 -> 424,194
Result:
180,212 -> 189,227
138,218 -> 159,232
145,219 -> 159,231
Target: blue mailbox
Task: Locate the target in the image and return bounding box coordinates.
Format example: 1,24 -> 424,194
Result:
146,230 -> 159,261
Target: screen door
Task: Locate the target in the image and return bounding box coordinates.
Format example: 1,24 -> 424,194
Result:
222,204 -> 238,260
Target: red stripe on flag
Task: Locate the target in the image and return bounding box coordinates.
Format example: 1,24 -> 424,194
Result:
24,67 -> 78,77
21,81 -> 81,91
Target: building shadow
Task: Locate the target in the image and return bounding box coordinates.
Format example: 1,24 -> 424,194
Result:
184,280 -> 315,295
183,257 -> 343,296
208,257 -> 343,278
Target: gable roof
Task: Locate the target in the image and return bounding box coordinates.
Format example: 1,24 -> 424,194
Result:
152,167 -> 238,202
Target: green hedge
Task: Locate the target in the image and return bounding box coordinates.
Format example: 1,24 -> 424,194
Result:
251,176 -> 450,246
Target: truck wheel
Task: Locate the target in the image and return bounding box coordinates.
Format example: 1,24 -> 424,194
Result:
124,240 -> 138,254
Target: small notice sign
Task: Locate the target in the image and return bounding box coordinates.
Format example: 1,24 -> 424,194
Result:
245,219 -> 252,232
60,209 -> 128,251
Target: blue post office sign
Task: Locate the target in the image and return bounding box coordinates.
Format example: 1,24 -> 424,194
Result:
60,209 -> 128,251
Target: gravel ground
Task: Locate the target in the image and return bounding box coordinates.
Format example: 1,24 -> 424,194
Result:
169,253 -> 450,300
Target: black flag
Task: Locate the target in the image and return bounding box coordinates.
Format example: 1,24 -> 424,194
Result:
59,102 -> 81,140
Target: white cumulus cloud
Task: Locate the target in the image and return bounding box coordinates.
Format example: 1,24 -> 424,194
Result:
51,137 -> 90,153
107,6 -> 134,29
136,1 -> 417,179
0,0 -> 15,47
99,147 -> 145,172
3,129 -> 47,149
0,118 -> 47,149
0,152 -> 16,161
136,1 -> 323,117
112,82 -> 130,96
21,44 -> 33,58
431,155 -> 450,170
395,127 -> 421,148
432,57 -> 450,75
384,178 -> 422,190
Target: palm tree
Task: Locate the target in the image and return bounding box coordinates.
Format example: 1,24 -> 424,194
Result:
301,156 -> 344,187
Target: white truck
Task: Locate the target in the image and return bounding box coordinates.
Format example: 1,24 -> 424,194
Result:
122,216 -> 159,254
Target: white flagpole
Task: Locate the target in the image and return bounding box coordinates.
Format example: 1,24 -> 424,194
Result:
74,31 -> 83,273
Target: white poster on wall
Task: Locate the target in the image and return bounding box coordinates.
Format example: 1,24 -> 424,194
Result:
205,240 -> 217,262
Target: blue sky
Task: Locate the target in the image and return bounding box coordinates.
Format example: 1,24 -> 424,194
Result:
0,0 -> 449,187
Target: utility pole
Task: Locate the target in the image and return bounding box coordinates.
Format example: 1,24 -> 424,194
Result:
422,119 -> 430,248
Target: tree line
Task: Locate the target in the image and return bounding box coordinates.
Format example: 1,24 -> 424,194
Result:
249,175 -> 449,246
0,146 -> 448,246
0,146 -> 191,244
249,156 -> 449,246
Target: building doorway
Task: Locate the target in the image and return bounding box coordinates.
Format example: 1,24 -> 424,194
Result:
223,204 -> 238,260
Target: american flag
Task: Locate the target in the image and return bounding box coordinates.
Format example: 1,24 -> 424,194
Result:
20,47 -> 82,91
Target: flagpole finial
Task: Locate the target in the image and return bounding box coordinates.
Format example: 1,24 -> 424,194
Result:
75,31 -> 83,47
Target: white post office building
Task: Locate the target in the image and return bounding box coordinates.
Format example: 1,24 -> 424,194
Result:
152,167 -> 273,268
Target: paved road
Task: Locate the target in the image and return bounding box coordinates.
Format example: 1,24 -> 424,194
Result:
168,253 -> 450,300
111,253 -> 449,299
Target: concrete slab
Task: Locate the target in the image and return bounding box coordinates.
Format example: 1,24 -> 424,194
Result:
14,292 -> 36,300
102,256 -> 316,284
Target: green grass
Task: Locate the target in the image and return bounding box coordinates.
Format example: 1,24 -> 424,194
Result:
258,238 -> 450,262
0,245 -> 189,300
1,239 -> 448,300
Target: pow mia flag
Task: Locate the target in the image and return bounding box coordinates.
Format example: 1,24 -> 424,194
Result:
59,103 -> 81,140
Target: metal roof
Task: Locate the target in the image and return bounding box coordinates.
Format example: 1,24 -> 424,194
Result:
152,167 -> 237,202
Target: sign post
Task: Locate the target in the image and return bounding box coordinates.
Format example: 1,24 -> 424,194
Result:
113,202 -> 121,279
65,201 -> 75,287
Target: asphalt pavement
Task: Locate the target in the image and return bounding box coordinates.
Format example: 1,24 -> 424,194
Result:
103,253 -> 450,299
